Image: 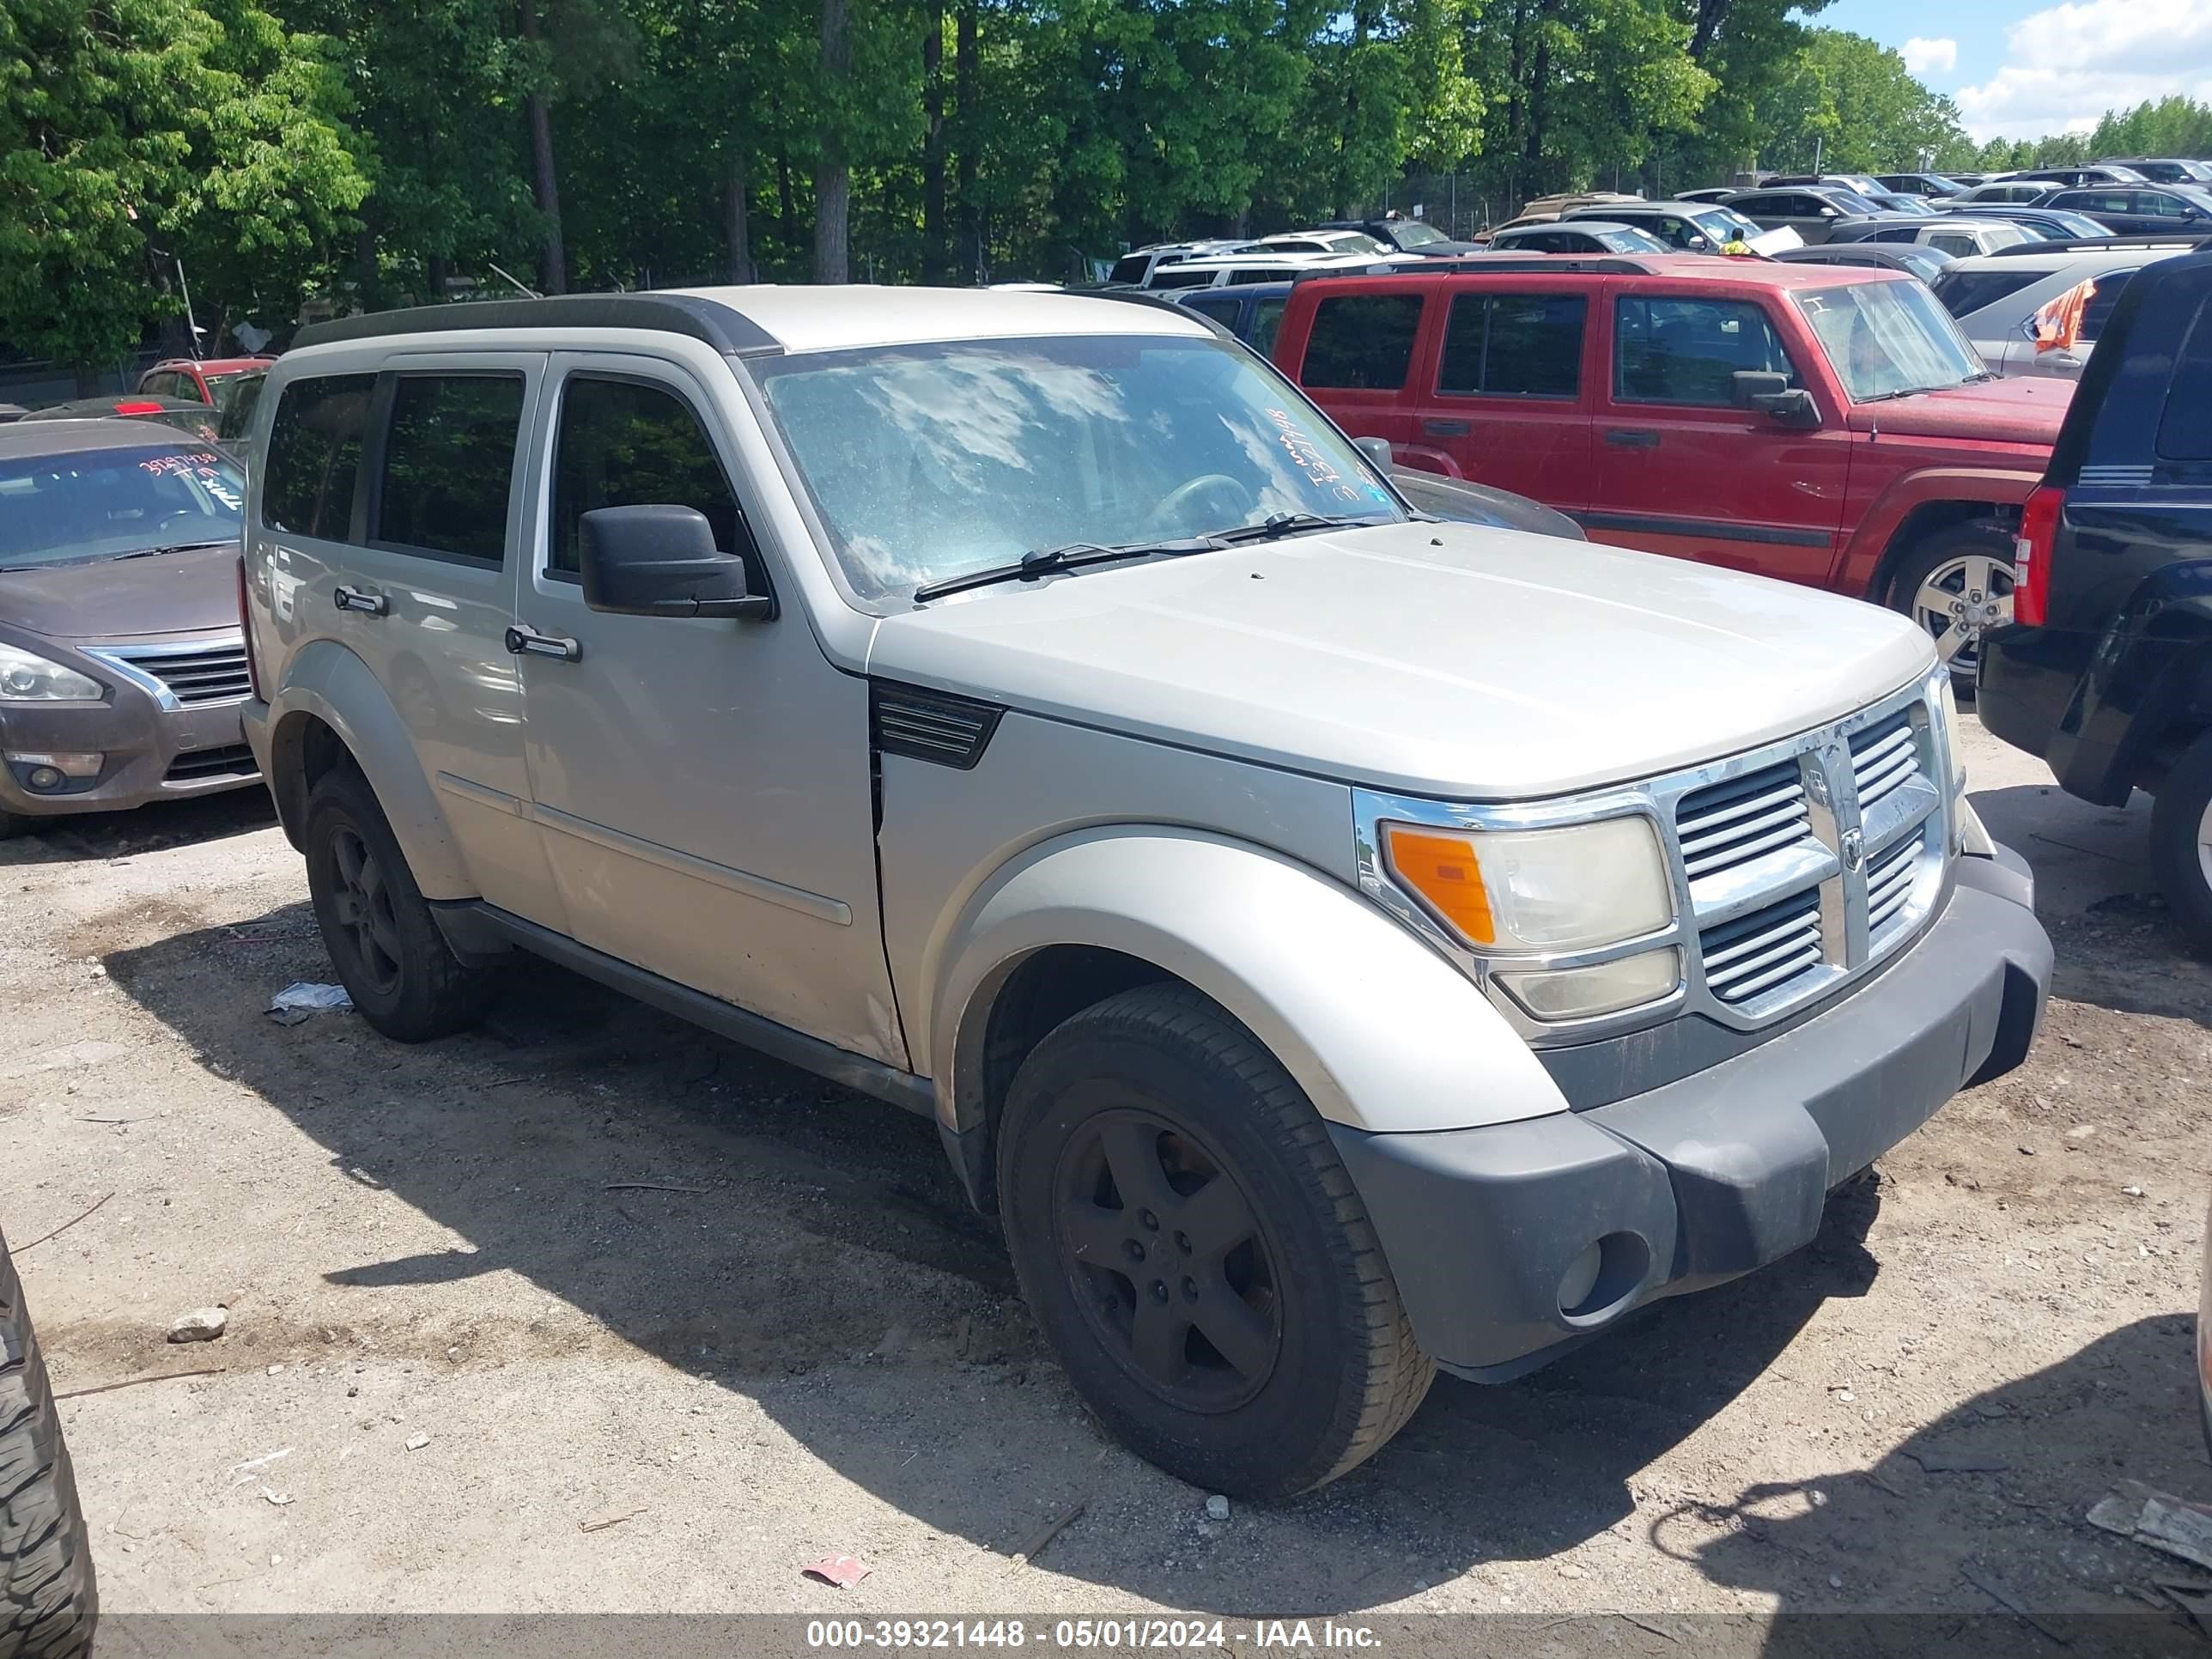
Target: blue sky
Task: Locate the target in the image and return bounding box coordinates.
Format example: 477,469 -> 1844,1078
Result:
1809,0 -> 2212,142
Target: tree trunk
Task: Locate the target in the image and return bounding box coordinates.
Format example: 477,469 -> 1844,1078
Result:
518,0 -> 568,295
1689,0 -> 1729,60
776,145 -> 797,253
921,2 -> 946,283
955,0 -> 979,281
726,147 -> 755,283
813,0 -> 851,283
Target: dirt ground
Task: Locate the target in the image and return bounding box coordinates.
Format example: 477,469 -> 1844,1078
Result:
2,717 -> 2207,1636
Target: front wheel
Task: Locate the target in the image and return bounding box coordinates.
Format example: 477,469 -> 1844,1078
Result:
2,1229 -> 98,1659
996,984 -> 1432,1499
2150,731 -> 2212,956
1885,524 -> 2016,693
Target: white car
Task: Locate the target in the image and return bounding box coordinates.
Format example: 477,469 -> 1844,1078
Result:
1139,249 -> 1410,289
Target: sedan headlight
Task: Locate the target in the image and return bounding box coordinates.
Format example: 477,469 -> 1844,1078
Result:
1381,816 -> 1674,952
0,641 -> 103,702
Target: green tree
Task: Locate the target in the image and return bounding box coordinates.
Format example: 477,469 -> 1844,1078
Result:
1758,28 -> 1964,174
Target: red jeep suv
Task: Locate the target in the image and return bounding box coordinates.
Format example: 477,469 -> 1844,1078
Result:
1273,255 -> 2073,681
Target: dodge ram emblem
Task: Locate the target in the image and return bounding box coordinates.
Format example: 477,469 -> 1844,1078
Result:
1841,828 -> 1865,872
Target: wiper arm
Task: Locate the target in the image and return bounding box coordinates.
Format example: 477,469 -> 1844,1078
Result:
910,537 -> 1215,604
110,538 -> 238,561
1206,511 -> 1392,545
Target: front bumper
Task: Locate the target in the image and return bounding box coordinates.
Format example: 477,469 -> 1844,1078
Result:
1331,849 -> 2052,1379
0,693 -> 258,821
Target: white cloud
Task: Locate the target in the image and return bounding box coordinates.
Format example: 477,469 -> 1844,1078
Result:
1901,38 -> 1958,76
1954,0 -> 2212,140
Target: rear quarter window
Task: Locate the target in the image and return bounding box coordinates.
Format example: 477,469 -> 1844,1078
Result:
261,374 -> 375,540
1300,294 -> 1425,390
1931,268 -> 2043,319
372,374 -> 525,565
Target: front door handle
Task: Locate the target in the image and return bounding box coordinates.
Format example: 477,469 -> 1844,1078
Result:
505,624 -> 580,663
1604,428 -> 1660,448
1421,417 -> 1471,438
334,585 -> 388,617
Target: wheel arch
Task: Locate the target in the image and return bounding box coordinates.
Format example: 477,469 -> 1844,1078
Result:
1836,465 -> 2039,600
262,639 -> 475,899
1862,498 -> 2017,606
927,827 -> 1568,1211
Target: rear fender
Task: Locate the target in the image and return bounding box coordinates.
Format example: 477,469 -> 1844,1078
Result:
929,827 -> 1569,1140
1839,467 -> 2039,596
262,638 -> 474,899
2060,571 -> 2212,796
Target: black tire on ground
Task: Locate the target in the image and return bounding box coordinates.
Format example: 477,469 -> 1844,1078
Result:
996,982 -> 1434,1500
2149,729 -> 2212,956
304,763 -> 494,1042
1,1228 -> 97,1659
0,812 -> 27,843
1883,521 -> 2016,694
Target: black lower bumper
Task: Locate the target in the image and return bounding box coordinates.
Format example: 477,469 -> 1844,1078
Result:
1331,854 -> 2053,1380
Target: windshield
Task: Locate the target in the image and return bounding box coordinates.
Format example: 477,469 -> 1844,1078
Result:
1389,221 -> 1449,247
752,335 -> 1403,602
0,445 -> 244,569
1692,208 -> 1759,239
1796,281 -> 1987,401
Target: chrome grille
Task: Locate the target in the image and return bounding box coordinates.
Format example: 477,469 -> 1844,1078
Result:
1674,760 -> 1813,881
88,636 -> 253,708
1700,890 -> 1823,1006
1850,714 -> 1921,812
1866,831 -> 1921,938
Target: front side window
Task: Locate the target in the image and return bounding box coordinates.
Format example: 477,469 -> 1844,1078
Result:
374,374 -> 524,564
1439,293 -> 1585,397
1796,280 -> 1984,400
1931,266 -> 2042,319
262,373 -> 374,539
1300,294 -> 1425,389
1614,296 -> 1797,405
0,445 -> 244,570
1250,298 -> 1288,356
550,376 -> 752,582
751,334 -> 1404,602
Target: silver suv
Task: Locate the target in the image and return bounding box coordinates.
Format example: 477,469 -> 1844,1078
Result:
240,289 -> 2052,1498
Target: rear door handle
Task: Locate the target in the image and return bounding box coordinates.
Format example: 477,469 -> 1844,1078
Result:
334,585 -> 388,617
1421,417 -> 1471,437
505,624 -> 580,663
1604,428 -> 1660,448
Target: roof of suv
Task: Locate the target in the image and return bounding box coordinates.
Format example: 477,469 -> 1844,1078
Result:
291,287 -> 1217,360
0,416 -> 203,459
1390,253 -> 1899,289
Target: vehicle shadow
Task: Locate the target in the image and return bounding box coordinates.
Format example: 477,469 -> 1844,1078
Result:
107,903 -> 1900,1613
1672,1314 -> 2206,1652
0,787 -> 275,866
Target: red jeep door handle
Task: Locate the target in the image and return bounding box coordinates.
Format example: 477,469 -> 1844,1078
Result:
1604,428 -> 1660,447
1421,417 -> 1471,437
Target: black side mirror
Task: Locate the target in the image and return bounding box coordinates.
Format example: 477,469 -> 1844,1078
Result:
1731,371 -> 1821,428
579,504 -> 773,620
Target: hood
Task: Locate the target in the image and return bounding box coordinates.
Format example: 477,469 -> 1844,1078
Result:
1749,227 -> 1804,253
1845,374 -> 2071,449
866,521 -> 1936,800
1404,240 -> 1489,257
0,543 -> 242,643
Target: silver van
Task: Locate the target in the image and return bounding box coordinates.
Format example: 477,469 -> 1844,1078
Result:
240,288 -> 2051,1498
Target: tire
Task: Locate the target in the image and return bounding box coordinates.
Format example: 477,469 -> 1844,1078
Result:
2150,730 -> 2212,956
1884,522 -> 2016,694
1,1228 -> 97,1659
304,764 -> 493,1042
996,983 -> 1433,1499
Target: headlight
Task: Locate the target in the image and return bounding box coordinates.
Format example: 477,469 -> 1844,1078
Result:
1936,672 -> 1966,794
0,641 -> 103,702
1381,816 -> 1674,952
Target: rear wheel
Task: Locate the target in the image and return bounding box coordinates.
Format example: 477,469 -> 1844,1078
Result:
1,1228 -> 97,1659
304,765 -> 493,1042
0,812 -> 25,843
996,983 -> 1432,1499
2150,731 -> 2212,956
1886,523 -> 2015,692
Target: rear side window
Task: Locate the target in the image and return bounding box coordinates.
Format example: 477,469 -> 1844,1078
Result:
1930,267 -> 2041,319
550,376 -> 753,582
2158,296 -> 2212,461
2081,269 -> 2140,343
1147,267 -> 1217,290
1301,294 -> 1425,389
1109,255 -> 1151,285
1437,293 -> 1585,397
374,374 -> 524,564
1181,295 -> 1243,331
261,373 -> 374,539
1614,296 -> 1796,405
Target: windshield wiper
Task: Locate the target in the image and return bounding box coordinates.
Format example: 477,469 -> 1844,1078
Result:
110,538 -> 238,561
910,537 -> 1216,604
1206,511 -> 1393,545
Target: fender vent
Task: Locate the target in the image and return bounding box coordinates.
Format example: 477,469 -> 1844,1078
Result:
872,683 -> 1003,770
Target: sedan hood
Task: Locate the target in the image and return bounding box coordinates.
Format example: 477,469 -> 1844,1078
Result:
1749,227 -> 1804,253
1846,374 -> 2071,448
867,521 -> 1936,800
0,543 -> 242,642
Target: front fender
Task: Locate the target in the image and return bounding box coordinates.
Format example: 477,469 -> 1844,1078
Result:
258,638 -> 475,901
1837,466 -> 2039,594
931,828 -> 1569,1138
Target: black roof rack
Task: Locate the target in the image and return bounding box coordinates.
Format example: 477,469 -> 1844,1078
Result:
293,292 -> 783,356
1293,255 -> 1659,280
1989,234 -> 2212,258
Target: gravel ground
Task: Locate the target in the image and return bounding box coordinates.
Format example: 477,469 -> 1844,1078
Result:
1,718 -> 2206,1635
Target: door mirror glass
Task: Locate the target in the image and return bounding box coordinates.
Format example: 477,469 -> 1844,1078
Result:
580,504 -> 774,620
